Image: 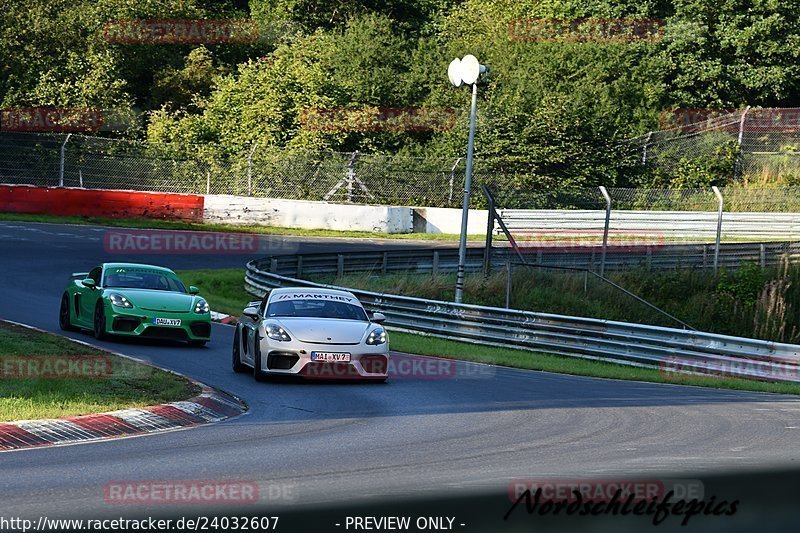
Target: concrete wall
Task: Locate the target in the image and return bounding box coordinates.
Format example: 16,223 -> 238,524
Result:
204,195 -> 413,234
0,185 -> 203,221
412,206 -> 488,235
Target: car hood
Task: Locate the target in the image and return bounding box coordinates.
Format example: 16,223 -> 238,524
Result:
273,318 -> 370,344
109,289 -> 194,312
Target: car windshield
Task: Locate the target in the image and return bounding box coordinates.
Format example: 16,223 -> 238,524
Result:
266,298 -> 368,321
103,268 -> 186,293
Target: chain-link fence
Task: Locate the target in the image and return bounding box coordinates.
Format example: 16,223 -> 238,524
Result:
0,131 -> 498,207
486,185 -> 800,275
628,108 -> 800,185
3,109 -> 800,208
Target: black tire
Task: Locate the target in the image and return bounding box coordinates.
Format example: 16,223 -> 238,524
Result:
232,326 -> 247,373
189,340 -> 207,347
252,330 -> 268,382
93,300 -> 108,340
59,293 -> 76,331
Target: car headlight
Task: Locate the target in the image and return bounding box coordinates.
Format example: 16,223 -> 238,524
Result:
194,299 -> 210,314
108,293 -> 133,309
266,323 -> 291,342
366,327 -> 386,345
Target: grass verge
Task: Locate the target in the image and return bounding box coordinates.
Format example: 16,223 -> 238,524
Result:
0,321 -> 198,421
176,268 -> 254,316
389,330 -> 800,395
177,267 -> 800,396
0,212 -> 482,242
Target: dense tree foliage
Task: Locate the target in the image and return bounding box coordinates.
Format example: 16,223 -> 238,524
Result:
2,0 -> 799,188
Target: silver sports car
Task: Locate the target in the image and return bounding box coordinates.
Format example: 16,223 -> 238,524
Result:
232,287 -> 390,381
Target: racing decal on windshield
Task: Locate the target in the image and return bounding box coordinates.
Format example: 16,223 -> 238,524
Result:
275,293 -> 355,303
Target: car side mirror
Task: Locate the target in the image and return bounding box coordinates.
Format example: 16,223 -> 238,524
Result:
82,278 -> 96,289
243,306 -> 260,320
189,286 -> 200,295
371,312 -> 386,324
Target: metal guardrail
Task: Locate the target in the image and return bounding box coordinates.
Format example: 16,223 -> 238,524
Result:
245,249 -> 800,384
257,242 -> 800,277
496,210 -> 800,240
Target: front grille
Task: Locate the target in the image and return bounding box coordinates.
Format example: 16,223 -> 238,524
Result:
268,352 -> 299,370
300,362 -> 360,379
112,317 -> 140,333
190,322 -> 211,337
360,355 -> 388,374
141,327 -> 188,341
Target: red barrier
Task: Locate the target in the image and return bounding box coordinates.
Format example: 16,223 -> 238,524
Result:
0,185 -> 204,222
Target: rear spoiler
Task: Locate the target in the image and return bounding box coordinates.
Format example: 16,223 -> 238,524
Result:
70,272 -> 89,280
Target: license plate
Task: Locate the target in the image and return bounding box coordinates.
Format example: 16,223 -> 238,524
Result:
153,318 -> 181,326
311,352 -> 351,362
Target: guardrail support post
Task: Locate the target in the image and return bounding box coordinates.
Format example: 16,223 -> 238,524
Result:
382,252 -> 388,275
296,256 -> 303,278
337,254 -> 344,277
59,133 -> 72,187
712,186 -> 724,274
432,250 -> 439,275
599,186 -> 611,278
760,244 -> 766,268
270,258 -> 278,273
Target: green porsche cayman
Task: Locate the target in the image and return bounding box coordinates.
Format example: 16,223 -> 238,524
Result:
59,263 -> 211,346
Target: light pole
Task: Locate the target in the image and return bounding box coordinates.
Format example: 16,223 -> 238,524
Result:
448,55 -> 489,303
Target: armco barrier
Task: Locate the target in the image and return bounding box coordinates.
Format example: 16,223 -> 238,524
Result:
252,243 -> 800,277
0,185 -> 203,222
244,249 -> 800,383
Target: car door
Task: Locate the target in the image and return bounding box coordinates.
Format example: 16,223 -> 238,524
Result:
240,298 -> 267,366
78,266 -> 103,323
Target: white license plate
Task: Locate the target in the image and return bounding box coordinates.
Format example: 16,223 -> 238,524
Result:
311,352 -> 351,362
153,318 -> 181,326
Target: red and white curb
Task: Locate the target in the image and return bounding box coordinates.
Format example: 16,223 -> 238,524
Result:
0,321 -> 247,452
211,311 -> 237,325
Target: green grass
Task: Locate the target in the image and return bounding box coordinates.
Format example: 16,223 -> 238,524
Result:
0,212 -> 483,241
175,268 -> 254,316
0,322 -> 198,421
175,267 -> 800,396
389,330 -> 800,395
332,264 -> 800,343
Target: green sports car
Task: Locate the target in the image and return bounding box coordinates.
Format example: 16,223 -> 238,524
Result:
59,262 -> 211,346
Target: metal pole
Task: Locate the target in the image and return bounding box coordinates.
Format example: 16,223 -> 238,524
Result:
483,189 -> 495,276
448,157 -> 463,205
642,131 -> 653,165
712,186 -> 724,273
454,82 -> 479,304
346,152 -> 359,203
505,256 -> 511,309
59,133 -> 72,187
79,169 -> 83,188
598,186 -> 611,278
734,106 -> 751,180
247,143 -> 258,196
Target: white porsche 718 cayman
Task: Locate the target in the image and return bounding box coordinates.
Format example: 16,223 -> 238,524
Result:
232,287 -> 390,381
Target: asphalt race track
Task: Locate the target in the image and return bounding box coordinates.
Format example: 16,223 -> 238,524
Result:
2,221 -> 800,531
